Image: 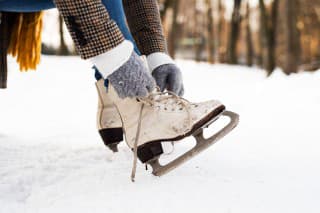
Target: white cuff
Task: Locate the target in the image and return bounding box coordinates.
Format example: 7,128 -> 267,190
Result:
146,52 -> 175,72
90,40 -> 134,79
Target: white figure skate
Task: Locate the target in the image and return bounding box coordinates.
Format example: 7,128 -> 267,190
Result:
97,80 -> 239,181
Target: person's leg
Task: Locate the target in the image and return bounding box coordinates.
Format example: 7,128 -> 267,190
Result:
1,0 -> 141,90
94,0 -> 141,81
0,0 -> 54,12
0,0 -> 139,80
101,0 -> 140,55
0,0 -> 138,53
93,0 -> 142,150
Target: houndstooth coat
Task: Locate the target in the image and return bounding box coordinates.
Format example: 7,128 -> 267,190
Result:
53,0 -> 167,59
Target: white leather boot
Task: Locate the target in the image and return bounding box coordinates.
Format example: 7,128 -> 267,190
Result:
103,80 -> 233,179
95,80 -> 124,152
107,83 -> 225,147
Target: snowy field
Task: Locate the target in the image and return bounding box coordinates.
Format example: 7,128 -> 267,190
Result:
1,56 -> 320,213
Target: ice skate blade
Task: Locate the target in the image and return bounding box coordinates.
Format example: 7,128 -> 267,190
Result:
148,110 -> 239,177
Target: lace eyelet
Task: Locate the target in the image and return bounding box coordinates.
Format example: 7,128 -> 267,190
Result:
118,81 -> 124,86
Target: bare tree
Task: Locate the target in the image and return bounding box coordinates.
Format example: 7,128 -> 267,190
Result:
259,0 -> 279,75
217,0 -> 227,63
227,0 -> 242,64
193,1 -> 206,62
282,0 -> 301,74
206,0 -> 215,63
168,0 -> 180,58
297,1 -> 320,70
245,2 -> 253,66
315,7 -> 320,63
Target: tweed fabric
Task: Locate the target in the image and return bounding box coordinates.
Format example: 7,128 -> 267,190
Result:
53,0 -> 124,59
123,0 -> 167,55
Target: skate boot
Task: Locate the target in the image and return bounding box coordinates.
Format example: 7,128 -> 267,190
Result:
96,80 -> 164,155
95,80 -> 124,152
104,81 -> 239,181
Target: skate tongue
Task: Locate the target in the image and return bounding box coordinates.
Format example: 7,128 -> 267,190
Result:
139,90 -> 189,110
138,90 -> 193,136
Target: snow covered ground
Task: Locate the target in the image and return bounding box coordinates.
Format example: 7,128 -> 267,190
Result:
1,56 -> 320,213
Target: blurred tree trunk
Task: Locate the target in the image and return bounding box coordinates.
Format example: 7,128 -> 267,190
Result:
245,2 -> 253,66
217,0 -> 226,63
193,0 -> 203,62
316,7 -> 320,62
282,0 -> 301,74
168,0 -> 180,58
259,0 -> 278,75
160,0 -> 172,23
227,0 -> 242,64
194,7 -> 202,62
256,5 -> 264,67
313,7 -> 320,64
268,0 -> 279,74
206,0 -> 215,63
193,0 -> 206,63
259,0 -> 268,68
58,15 -> 68,55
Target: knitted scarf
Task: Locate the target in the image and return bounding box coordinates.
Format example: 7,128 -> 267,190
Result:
0,11 -> 43,89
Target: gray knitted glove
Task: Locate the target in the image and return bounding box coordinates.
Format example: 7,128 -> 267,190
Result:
108,52 -> 156,99
152,64 -> 184,96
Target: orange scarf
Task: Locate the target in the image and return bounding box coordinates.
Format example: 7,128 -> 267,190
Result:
8,12 -> 43,71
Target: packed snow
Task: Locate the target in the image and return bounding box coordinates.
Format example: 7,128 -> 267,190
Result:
1,56 -> 319,213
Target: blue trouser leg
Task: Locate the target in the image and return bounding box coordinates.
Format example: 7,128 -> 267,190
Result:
94,0 -> 141,81
101,0 -> 140,55
0,0 -> 141,80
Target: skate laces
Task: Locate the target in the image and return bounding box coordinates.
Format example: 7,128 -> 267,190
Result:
140,88 -> 190,111
131,104 -> 144,182
139,88 -> 193,132
131,89 -> 192,182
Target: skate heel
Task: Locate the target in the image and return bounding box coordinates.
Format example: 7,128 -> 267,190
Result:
137,143 -> 164,163
99,128 -> 123,152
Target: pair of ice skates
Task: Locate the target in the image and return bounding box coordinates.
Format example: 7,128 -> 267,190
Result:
95,80 -> 239,181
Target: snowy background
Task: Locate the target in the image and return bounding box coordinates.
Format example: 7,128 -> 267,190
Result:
1,56 -> 320,213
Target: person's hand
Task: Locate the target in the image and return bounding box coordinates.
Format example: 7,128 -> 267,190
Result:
152,64 -> 184,96
108,52 -> 156,99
